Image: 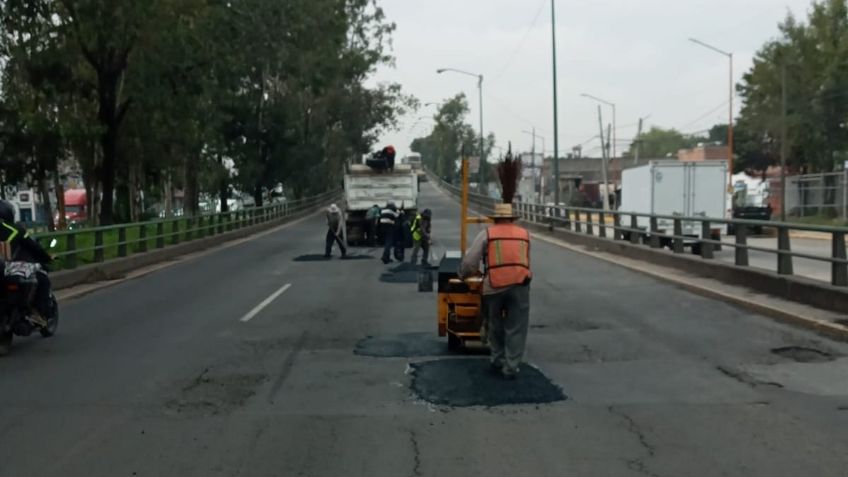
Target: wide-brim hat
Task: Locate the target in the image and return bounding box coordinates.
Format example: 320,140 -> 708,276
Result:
489,203 -> 518,219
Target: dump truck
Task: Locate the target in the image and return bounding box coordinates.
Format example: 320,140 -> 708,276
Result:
343,162 -> 418,245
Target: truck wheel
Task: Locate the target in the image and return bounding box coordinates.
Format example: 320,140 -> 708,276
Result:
691,243 -> 702,256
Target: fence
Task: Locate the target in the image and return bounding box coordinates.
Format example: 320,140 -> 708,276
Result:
431,172 -> 848,288
36,190 -> 340,271
771,171 -> 848,221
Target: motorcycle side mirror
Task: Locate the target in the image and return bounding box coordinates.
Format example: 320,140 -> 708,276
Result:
49,238 -> 58,249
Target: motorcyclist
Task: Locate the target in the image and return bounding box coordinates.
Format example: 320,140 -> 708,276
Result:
0,200 -> 54,320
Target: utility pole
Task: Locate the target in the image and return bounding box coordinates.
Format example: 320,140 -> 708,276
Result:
634,117 -> 644,165
780,62 -> 788,222
597,105 -> 610,211
551,0 -> 560,205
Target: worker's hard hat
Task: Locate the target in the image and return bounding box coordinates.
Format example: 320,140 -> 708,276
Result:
328,204 -> 340,213
422,209 -> 432,218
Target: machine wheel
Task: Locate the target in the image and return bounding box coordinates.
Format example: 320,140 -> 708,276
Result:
447,333 -> 462,351
0,331 -> 12,356
40,297 -> 59,338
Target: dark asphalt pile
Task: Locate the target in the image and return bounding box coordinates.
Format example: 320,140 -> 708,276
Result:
410,359 -> 566,407
354,332 -> 453,358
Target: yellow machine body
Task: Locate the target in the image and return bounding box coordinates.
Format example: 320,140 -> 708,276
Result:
436,158 -> 492,350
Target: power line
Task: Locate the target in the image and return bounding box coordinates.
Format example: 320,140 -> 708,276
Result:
680,100 -> 730,130
491,0 -> 547,83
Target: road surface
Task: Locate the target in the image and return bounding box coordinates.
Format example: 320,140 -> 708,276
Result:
1,181 -> 847,476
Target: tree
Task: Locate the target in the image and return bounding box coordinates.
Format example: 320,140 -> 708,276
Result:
737,0 -> 848,173
626,127 -> 696,159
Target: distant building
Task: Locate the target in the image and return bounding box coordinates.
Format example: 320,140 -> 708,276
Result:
678,143 -> 729,162
540,156 -> 656,205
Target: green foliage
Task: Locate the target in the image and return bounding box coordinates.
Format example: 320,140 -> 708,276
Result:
737,0 -> 848,172
410,93 -> 490,182
0,0 -> 411,224
626,127 -> 698,159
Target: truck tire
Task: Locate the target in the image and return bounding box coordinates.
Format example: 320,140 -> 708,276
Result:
691,243 -> 702,256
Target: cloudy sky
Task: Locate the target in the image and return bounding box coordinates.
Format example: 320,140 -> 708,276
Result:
370,0 -> 813,160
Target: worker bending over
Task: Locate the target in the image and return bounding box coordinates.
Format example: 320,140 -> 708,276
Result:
324,204 -> 347,258
460,203 -> 532,380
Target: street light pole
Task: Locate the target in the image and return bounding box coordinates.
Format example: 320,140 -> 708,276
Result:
436,68 -> 485,193
689,38 -> 734,188
551,0 -> 560,205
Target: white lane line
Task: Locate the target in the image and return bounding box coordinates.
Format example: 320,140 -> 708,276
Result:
240,283 -> 292,322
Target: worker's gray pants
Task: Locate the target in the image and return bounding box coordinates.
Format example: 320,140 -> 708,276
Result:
484,284 -> 530,374
410,239 -> 430,265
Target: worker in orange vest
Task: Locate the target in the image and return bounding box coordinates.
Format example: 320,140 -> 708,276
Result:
459,203 -> 532,380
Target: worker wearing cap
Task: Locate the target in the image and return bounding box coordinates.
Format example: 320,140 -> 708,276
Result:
379,202 -> 400,264
324,204 -> 347,258
459,203 -> 532,380
409,209 -> 432,266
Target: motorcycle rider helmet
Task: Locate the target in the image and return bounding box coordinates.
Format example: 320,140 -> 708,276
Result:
0,200 -> 14,224
422,209 -> 432,218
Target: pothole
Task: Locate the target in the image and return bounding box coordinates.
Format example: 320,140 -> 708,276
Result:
770,346 -> 834,363
410,359 -> 566,407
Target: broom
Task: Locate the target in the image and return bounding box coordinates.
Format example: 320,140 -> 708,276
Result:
496,142 -> 522,204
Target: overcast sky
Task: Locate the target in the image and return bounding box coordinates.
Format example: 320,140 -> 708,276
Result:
370,0 -> 813,160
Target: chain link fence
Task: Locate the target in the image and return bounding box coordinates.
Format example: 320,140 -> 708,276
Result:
770,172 -> 848,222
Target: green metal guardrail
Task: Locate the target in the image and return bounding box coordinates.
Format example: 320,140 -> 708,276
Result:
35,190 -> 340,271
430,171 -> 848,287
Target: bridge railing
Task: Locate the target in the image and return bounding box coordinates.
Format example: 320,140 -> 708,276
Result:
429,171 -> 848,287
36,189 -> 340,271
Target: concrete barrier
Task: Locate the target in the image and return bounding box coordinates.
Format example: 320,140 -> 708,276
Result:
52,203 -> 327,291
428,172 -> 848,315
521,220 -> 848,315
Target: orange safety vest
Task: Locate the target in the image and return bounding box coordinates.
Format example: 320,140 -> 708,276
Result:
485,224 -> 531,289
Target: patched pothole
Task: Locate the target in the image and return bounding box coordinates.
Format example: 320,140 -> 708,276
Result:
166,368 -> 268,417
770,346 -> 835,363
410,359 -> 566,407
293,254 -> 372,262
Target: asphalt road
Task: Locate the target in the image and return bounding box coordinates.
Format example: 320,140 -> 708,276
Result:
1,181 -> 848,476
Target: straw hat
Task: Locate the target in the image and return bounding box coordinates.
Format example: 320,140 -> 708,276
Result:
490,203 -> 518,219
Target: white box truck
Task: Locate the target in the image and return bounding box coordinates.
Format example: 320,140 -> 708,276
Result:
619,160 -> 730,252
343,163 -> 418,245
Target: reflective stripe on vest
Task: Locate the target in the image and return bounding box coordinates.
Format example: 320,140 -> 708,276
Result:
485,224 -> 531,289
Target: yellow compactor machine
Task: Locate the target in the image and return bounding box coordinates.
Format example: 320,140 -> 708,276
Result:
436,158 -> 492,350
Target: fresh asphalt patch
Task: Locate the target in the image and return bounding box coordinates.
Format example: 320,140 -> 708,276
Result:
165,367 -> 268,418
379,262 -> 424,283
410,359 -> 566,407
293,254 -> 372,262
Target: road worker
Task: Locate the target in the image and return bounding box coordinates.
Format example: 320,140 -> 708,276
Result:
409,209 -> 432,266
324,204 -> 347,258
379,202 -> 400,264
459,203 -> 532,380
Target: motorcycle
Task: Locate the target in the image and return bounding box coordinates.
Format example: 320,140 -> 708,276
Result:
0,239 -> 59,356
